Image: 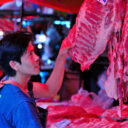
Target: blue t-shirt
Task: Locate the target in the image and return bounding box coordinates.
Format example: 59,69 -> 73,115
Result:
0,84 -> 43,128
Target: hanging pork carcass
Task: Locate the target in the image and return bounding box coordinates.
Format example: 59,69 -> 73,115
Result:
61,0 -> 124,71
104,0 -> 126,100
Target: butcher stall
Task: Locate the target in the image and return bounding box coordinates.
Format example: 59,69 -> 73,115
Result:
1,0 -> 128,127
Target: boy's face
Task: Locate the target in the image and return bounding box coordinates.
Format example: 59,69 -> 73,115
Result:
17,42 -> 40,76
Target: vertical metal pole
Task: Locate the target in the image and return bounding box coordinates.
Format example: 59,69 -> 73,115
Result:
20,0 -> 24,30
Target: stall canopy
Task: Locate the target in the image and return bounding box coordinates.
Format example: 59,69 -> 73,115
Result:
30,0 -> 84,13
0,0 -> 12,5
0,0 -> 84,14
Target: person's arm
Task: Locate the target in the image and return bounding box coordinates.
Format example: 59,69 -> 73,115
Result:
33,47 -> 70,98
10,101 -> 44,128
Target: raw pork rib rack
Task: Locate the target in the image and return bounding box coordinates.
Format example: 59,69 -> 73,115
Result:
61,0 -> 121,71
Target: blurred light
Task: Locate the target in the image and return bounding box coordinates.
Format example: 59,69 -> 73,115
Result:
0,30 -> 4,40
40,71 -> 49,83
37,8 -> 41,13
22,21 -> 27,27
0,31 -> 4,36
37,44 -> 43,49
43,7 -> 54,14
54,20 -> 60,25
35,34 -> 48,43
16,18 -> 21,22
47,59 -> 52,65
16,0 -> 22,7
22,21 -> 32,28
54,20 -> 71,28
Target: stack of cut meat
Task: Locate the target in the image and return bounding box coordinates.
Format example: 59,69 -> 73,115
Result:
46,104 -> 128,128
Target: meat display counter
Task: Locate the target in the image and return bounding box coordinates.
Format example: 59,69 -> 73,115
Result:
36,89 -> 128,128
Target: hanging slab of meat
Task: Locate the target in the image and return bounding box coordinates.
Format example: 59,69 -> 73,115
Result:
122,2 -> 128,56
104,0 -> 126,118
104,0 -> 125,100
61,0 -> 118,71
121,2 -> 128,86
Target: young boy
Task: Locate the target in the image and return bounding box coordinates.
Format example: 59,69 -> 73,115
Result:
0,31 -> 70,128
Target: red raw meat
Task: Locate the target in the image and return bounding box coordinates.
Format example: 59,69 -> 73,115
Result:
47,105 -> 98,123
121,2 -> 128,85
61,0 -> 119,71
103,0 -> 126,100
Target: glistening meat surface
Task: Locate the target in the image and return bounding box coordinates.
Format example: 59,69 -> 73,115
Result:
61,0 -> 118,71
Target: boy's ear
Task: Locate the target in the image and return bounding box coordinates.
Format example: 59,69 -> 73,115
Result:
9,60 -> 20,71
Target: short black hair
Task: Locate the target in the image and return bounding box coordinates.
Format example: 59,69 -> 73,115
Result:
0,31 -> 33,76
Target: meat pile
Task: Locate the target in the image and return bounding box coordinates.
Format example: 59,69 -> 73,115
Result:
46,102 -> 128,128
45,89 -> 113,128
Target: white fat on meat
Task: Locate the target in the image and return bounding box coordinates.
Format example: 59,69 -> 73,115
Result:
105,59 -> 118,100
